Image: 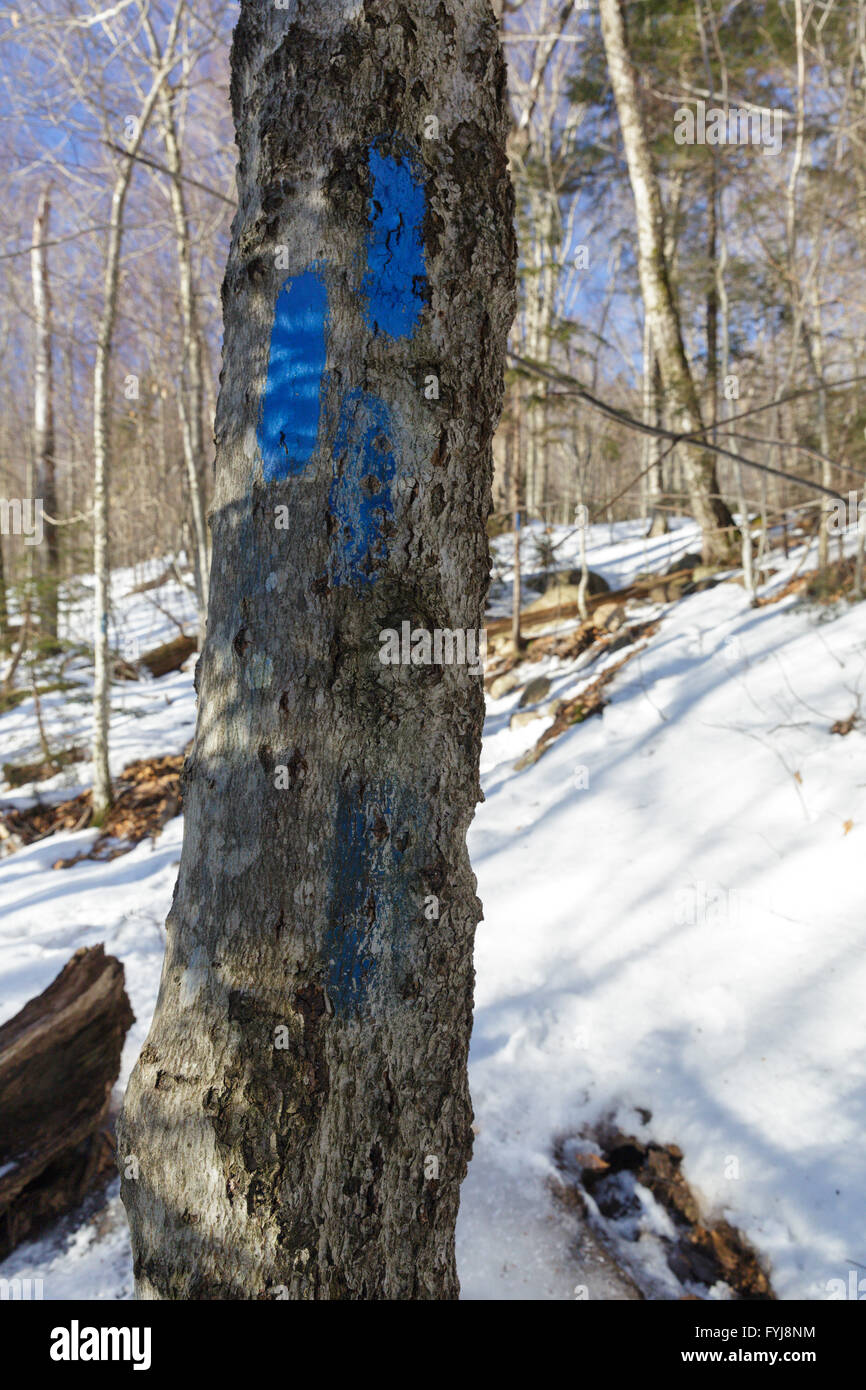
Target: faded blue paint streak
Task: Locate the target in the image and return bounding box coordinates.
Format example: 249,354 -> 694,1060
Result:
258,269 -> 328,482
360,145 -> 426,339
328,389 -> 396,586
324,785 -> 415,1016
325,792 -> 376,1011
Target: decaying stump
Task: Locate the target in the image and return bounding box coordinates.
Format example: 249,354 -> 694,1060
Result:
0,945 -> 134,1260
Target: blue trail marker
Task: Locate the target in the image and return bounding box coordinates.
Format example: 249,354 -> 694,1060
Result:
257,143 -> 428,587
328,389 -> 397,587
257,269 -> 328,482
325,791 -> 378,1012
360,144 -> 427,340
324,785 -> 413,1015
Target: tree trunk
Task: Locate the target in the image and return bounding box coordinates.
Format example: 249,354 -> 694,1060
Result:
598,0 -> 734,563
705,160 -> 718,432
91,20 -> 183,822
642,318 -> 666,537
118,0 -> 516,1301
154,73 -> 211,643
31,189 -> 60,646
91,164 -> 134,823
512,510 -> 524,654
0,537 -> 8,650
806,284 -> 833,570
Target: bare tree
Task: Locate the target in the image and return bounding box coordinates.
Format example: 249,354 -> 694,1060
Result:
90,0 -> 185,821
30,188 -> 60,645
144,6 -> 211,642
598,0 -> 734,562
0,535 -> 8,651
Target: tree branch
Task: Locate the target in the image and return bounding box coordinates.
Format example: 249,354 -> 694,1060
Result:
508,352 -> 848,501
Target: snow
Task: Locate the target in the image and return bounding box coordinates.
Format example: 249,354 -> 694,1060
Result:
2,524 -> 865,1300
0,556 -> 198,806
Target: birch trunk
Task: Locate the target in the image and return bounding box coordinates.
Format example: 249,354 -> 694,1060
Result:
91,16 -> 183,822
598,0 -> 734,562
807,285 -> 833,570
119,0 -> 515,1300
641,318 -> 666,537
31,190 -> 60,646
155,77 -> 211,642
92,158 -> 142,821
512,512 -> 524,654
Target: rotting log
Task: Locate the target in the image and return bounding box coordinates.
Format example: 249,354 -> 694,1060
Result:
0,944 -> 134,1260
139,633 -> 197,679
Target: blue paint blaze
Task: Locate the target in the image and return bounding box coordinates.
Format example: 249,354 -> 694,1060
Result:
328,389 -> 396,586
360,145 -> 427,339
325,793 -> 376,1011
257,270 -> 328,482
324,785 -> 415,1016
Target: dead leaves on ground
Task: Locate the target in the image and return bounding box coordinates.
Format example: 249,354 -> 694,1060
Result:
513,621 -> 659,771
0,752 -> 187,868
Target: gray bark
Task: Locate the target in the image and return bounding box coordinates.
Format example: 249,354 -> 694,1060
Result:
641,318 -> 666,537
119,0 -> 516,1300
806,284 -> 833,570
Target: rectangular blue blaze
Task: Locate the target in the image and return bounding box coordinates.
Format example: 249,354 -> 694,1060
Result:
325,791 -> 378,1012
324,784 -> 414,1016
328,389 -> 396,587
360,145 -> 427,340
258,269 -> 328,482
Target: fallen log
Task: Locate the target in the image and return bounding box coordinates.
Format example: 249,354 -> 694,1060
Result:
484,565 -> 711,640
513,622 -> 659,771
123,565 -> 179,597
128,633 -> 198,680
0,945 -> 134,1260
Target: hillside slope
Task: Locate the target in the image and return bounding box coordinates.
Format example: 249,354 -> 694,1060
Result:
1,523 -> 864,1299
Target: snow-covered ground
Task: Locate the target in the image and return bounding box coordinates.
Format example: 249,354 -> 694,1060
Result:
2,524 -> 865,1299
